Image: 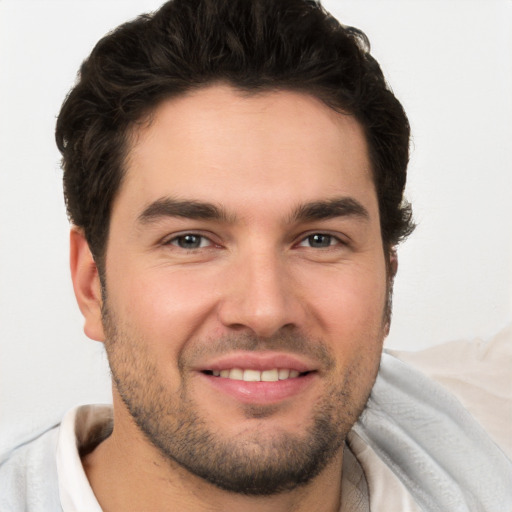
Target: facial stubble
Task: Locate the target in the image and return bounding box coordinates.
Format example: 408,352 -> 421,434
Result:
102,306 -> 383,496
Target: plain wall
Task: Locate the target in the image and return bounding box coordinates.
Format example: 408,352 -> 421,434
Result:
1,0 -> 511,451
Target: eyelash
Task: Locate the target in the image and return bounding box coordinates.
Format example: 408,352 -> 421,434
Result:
164,233 -> 216,250
163,232 -> 347,251
297,233 -> 345,249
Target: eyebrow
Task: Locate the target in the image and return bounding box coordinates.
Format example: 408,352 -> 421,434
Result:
138,197 -> 233,224
137,196 -> 369,225
290,197 -> 370,223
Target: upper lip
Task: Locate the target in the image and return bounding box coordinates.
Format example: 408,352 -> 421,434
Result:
195,351 -> 317,373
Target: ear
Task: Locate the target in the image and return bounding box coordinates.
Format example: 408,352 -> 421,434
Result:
70,228 -> 105,342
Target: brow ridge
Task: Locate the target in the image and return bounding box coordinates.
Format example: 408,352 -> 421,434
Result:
291,197 -> 370,223
138,196 -> 369,226
138,197 -> 232,224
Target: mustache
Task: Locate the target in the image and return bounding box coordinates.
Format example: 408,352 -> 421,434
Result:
179,330 -> 335,370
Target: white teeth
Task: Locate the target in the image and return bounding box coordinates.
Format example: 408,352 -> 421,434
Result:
211,368 -> 302,381
243,369 -> 261,382
229,368 -> 244,380
261,369 -> 279,382
278,369 -> 290,380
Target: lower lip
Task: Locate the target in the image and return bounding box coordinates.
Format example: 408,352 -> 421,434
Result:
198,372 -> 316,404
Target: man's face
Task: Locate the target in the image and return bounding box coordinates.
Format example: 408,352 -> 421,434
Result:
94,85 -> 388,494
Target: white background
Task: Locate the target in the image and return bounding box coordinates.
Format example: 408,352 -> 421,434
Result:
1,0 -> 511,451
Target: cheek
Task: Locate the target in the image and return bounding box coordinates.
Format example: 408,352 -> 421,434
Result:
311,262 -> 387,322
305,263 -> 387,359
107,264 -> 222,355
314,271 -> 386,404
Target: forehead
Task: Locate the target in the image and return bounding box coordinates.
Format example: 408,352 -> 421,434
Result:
118,85 -> 375,220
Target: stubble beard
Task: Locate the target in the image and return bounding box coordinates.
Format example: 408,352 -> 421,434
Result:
102,305 -> 383,496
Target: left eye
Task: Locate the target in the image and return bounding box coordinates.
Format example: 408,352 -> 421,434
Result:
298,233 -> 340,248
168,234 -> 212,249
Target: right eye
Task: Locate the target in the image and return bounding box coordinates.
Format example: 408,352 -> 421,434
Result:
166,233 -> 213,250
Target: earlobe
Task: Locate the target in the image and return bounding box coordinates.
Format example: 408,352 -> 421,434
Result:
70,228 -> 105,342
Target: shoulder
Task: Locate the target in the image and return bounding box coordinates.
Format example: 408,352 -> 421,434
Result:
353,335 -> 512,511
389,323 -> 512,457
0,423 -> 63,511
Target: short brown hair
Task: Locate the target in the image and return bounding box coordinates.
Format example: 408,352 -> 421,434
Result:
56,0 -> 414,271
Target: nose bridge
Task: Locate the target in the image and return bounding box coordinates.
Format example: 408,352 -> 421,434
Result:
218,241 -> 298,337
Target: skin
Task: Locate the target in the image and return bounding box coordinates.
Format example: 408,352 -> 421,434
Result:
71,85 -> 390,512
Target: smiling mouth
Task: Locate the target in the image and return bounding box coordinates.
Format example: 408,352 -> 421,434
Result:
202,368 -> 311,382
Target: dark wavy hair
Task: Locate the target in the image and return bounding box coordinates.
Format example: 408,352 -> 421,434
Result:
56,0 -> 414,271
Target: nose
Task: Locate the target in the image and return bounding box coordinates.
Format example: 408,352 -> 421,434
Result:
217,248 -> 304,338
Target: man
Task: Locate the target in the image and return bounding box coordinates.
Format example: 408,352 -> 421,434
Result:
1,0 -> 511,510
